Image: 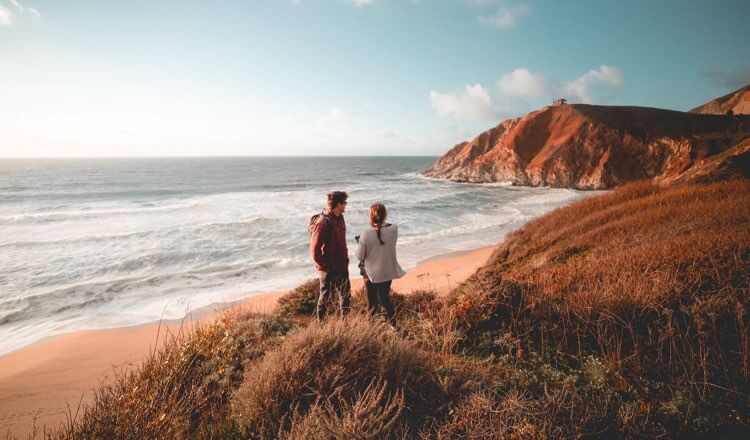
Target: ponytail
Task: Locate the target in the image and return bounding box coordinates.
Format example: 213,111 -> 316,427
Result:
369,203 -> 387,245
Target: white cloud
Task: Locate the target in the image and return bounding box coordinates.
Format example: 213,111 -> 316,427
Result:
563,65 -> 623,103
477,2 -> 529,30
431,65 -> 625,120
0,0 -> 39,26
0,5 -> 12,26
704,67 -> 750,90
496,65 -> 623,104
430,84 -> 498,120
9,0 -> 38,15
498,68 -> 551,98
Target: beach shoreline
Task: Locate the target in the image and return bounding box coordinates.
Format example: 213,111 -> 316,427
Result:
0,244 -> 497,436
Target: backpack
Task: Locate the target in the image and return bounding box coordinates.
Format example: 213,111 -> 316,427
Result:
308,211 -> 331,234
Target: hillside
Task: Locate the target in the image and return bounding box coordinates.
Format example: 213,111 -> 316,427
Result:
425,104 -> 750,189
46,179 -> 750,439
690,83 -> 750,115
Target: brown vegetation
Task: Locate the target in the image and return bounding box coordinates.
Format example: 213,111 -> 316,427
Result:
45,310 -> 294,439
23,179 -> 749,439
232,316 -> 445,438
445,179 -> 750,433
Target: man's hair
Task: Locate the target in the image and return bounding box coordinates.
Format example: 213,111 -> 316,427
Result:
327,191 -> 348,209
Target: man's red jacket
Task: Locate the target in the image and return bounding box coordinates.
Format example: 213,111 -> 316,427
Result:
310,210 -> 349,272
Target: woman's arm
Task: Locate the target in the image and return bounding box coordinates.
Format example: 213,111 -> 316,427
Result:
356,229 -> 367,261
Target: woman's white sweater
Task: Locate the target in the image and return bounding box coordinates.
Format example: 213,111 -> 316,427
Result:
355,224 -> 406,284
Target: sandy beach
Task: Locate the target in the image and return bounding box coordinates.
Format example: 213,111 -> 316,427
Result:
0,245 -> 496,436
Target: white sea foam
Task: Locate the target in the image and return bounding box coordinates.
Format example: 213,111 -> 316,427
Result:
0,157 -> 593,355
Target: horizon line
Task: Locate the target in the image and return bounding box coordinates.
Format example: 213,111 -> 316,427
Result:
0,154 -> 441,160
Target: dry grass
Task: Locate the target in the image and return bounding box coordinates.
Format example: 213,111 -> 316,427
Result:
443,179 -> 750,433
31,179 -> 749,439
275,278 -> 319,317
231,315 -> 445,439
45,310 -> 294,439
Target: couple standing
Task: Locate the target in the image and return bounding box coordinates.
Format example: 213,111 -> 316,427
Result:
309,191 -> 405,326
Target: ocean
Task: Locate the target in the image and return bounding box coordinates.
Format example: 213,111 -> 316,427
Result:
0,157 -> 589,354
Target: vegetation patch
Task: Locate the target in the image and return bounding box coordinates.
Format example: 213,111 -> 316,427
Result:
34,179 -> 749,439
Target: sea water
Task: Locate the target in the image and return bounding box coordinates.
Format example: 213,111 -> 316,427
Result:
0,157 -> 589,354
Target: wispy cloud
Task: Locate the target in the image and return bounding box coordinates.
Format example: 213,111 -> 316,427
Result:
704,67 -> 750,90
0,0 -> 39,26
0,5 -> 13,26
375,130 -> 398,139
10,0 -> 38,15
431,65 -> 625,120
317,107 -> 350,126
476,1 -> 529,30
292,0 -> 374,6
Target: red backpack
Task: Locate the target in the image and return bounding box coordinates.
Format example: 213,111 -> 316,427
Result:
308,211 -> 331,234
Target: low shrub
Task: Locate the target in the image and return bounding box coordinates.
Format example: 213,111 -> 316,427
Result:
51,310 -> 294,439
232,315 -> 445,439
275,278 -> 319,317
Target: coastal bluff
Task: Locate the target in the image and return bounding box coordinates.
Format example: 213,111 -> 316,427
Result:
424,103 -> 750,190
690,83 -> 750,115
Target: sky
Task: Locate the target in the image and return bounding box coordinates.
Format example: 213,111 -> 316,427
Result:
1,0 -> 749,157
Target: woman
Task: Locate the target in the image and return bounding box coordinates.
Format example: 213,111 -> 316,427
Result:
356,203 -> 405,327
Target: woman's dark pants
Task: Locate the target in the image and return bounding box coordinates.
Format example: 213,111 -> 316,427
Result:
365,279 -> 396,326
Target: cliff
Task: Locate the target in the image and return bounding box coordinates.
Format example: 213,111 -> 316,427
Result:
424,104 -> 750,189
690,83 -> 750,115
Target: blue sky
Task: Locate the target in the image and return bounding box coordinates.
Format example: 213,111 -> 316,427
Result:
1,0 -> 748,157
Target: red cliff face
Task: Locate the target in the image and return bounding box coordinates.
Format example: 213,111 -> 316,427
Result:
425,104 -> 750,190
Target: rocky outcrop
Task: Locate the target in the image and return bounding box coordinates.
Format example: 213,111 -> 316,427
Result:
690,83 -> 750,115
663,137 -> 750,185
424,104 -> 750,190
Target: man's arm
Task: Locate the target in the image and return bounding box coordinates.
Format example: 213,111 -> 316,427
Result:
310,220 -> 329,272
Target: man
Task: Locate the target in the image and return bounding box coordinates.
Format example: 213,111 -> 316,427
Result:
310,191 -> 351,321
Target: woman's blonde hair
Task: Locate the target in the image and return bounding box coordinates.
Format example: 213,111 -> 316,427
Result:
369,203 -> 387,245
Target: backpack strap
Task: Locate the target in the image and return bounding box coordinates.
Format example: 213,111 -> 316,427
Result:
316,211 -> 332,227
310,210 -> 332,234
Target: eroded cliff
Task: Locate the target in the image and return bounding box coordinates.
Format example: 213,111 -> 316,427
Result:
425,104 -> 750,189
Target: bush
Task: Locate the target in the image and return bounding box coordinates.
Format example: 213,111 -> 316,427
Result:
52,310 -> 294,439
275,278 -> 319,317
232,315 -> 445,438
281,380 -> 406,440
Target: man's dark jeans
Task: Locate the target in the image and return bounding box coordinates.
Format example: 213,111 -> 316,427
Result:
317,268 -> 351,321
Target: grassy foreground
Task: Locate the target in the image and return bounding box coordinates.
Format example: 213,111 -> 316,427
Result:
21,179 -> 750,439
